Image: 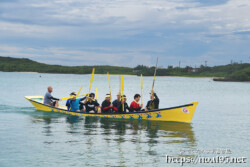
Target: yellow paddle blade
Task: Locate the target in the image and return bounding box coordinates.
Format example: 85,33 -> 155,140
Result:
119,75 -> 121,93
121,75 -> 124,91
76,86 -> 82,97
121,75 -> 124,111
141,74 -> 143,89
107,72 -> 112,104
141,74 -> 143,104
90,68 -> 95,83
96,88 -> 99,103
107,72 -> 111,90
88,68 -> 95,94
60,94 -> 87,101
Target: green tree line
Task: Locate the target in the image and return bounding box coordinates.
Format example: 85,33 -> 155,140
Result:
1,56 -> 250,81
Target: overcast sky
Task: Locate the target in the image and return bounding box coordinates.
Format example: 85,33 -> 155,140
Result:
0,0 -> 250,67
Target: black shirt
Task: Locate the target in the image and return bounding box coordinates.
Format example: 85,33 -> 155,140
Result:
146,94 -> 159,110
117,102 -> 131,113
85,100 -> 100,113
101,100 -> 113,113
113,99 -> 121,108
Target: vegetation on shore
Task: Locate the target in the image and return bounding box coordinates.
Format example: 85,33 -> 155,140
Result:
0,56 -> 133,75
134,64 -> 250,81
1,56 -> 250,81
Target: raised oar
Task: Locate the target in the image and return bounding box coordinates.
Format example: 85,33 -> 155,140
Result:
119,75 -> 121,95
107,72 -> 112,104
141,74 -> 143,105
60,86 -> 82,100
76,86 -> 82,97
121,75 -> 124,111
87,68 -> 95,100
60,94 -> 87,101
151,57 -> 158,96
96,88 -> 99,103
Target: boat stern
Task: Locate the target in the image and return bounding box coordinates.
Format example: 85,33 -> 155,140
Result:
25,96 -> 51,111
25,96 -> 44,103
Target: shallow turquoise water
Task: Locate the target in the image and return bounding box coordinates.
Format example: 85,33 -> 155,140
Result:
0,72 -> 249,166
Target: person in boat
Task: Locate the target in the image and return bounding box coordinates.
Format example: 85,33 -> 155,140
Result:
130,94 -> 143,112
145,90 -> 159,111
113,92 -> 121,109
83,93 -> 100,113
101,94 -> 117,113
44,86 -> 60,107
69,95 -> 86,112
117,95 -> 131,113
66,92 -> 76,110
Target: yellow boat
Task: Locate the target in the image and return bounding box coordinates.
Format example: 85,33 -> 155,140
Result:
25,96 -> 198,123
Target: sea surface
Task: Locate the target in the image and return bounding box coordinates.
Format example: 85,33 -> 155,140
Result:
0,72 -> 249,167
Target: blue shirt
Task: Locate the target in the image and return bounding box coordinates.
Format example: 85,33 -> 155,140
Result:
70,98 -> 81,111
66,99 -> 71,110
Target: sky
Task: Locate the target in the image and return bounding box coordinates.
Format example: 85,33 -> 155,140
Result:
0,0 -> 250,67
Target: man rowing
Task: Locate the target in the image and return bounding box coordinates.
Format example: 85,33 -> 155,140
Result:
69,95 -> 86,112
44,86 -> 60,107
113,92 -> 121,109
66,92 -> 76,110
101,94 -> 117,113
130,94 -> 143,112
83,93 -> 100,113
117,95 -> 131,113
145,90 -> 159,111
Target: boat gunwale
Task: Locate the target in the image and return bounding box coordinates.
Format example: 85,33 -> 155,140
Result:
26,97 -> 194,115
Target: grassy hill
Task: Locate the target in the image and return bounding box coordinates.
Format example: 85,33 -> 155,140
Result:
0,56 -> 134,75
1,56 -> 250,81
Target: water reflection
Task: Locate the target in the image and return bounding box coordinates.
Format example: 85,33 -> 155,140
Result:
94,118 -> 197,164
66,115 -> 83,124
31,112 -> 196,147
31,113 -> 56,137
96,118 -> 196,145
30,112 -> 197,162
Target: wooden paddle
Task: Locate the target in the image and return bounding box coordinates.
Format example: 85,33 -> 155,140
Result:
87,68 -> 95,101
60,86 -> 84,100
119,75 -> 121,95
107,72 -> 112,104
76,86 -> 82,97
141,74 -> 143,105
121,75 -> 124,111
60,94 -> 87,101
96,88 -> 99,103
151,57 -> 158,97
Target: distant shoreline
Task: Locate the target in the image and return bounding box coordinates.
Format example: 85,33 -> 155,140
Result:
213,77 -> 250,82
0,71 -> 38,74
0,71 -> 137,76
1,56 -> 250,82
0,71 -> 215,79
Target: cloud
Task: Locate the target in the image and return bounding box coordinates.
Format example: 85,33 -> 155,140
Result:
0,45 -> 155,67
0,0 -> 250,67
1,0 -> 250,37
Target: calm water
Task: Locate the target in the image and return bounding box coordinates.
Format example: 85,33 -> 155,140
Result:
0,72 -> 249,167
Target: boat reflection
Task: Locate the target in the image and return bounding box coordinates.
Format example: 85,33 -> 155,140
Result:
85,117 -> 197,146
31,111 -> 196,147
30,111 -> 197,158
30,111 -> 62,137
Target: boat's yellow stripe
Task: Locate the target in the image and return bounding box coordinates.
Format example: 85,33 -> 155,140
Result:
24,96 -> 198,123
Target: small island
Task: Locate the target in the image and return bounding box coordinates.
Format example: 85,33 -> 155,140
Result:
0,56 -> 250,82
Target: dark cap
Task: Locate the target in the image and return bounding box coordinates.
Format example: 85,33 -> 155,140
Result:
70,92 -> 76,96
